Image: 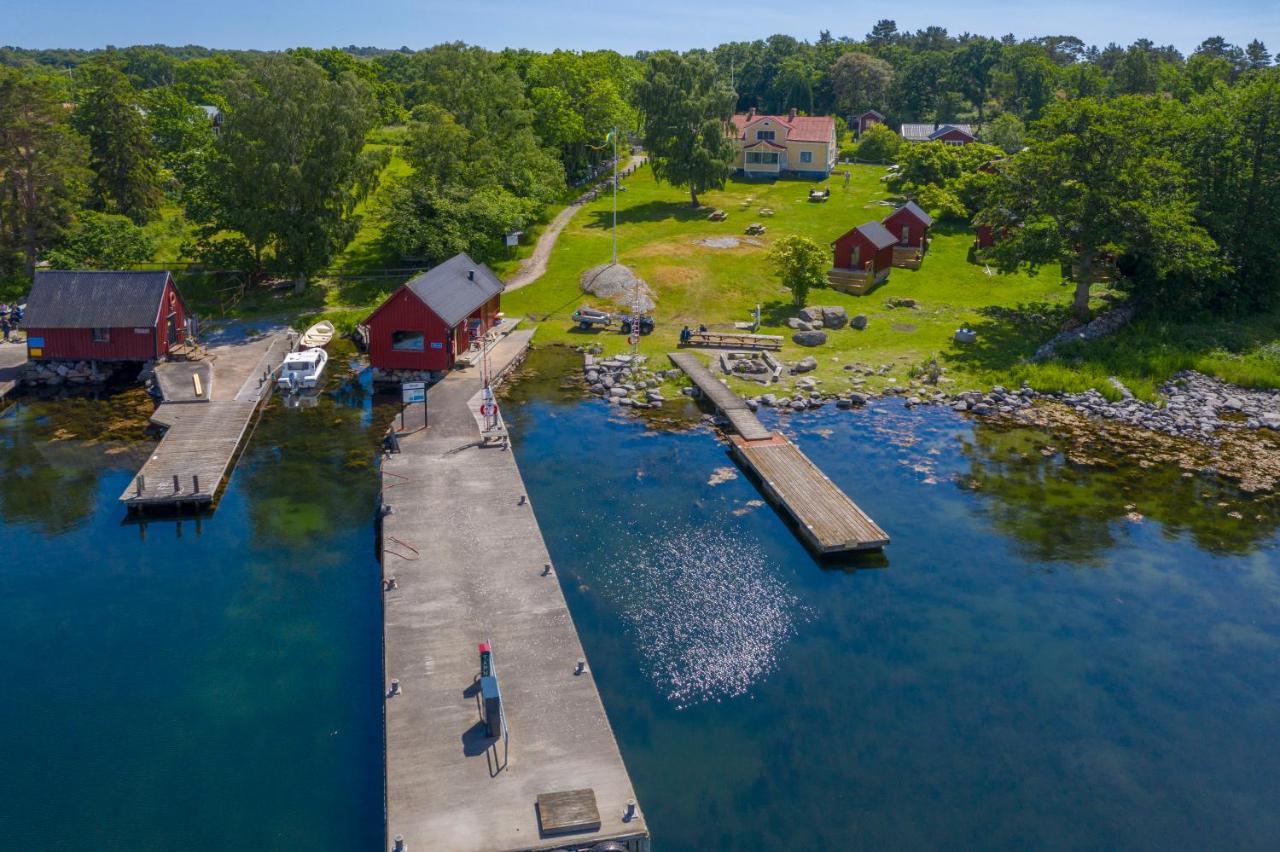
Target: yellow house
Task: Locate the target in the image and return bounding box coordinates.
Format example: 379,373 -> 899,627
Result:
729,108 -> 838,179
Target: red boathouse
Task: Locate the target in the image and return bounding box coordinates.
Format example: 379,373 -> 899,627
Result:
24,270 -> 190,362
363,252 -> 504,378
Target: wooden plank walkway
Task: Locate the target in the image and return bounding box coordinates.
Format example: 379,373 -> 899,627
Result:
668,351 -> 772,441
670,350 -> 889,553
383,329 -> 648,852
732,434 -> 890,552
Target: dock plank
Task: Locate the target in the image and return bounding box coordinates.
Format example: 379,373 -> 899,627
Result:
668,351 -> 772,441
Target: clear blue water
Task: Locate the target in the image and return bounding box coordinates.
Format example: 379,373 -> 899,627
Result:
3,347 -> 1280,850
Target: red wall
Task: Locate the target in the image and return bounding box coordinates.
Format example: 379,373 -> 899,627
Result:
27,275 -> 187,362
975,225 -> 995,249
935,129 -> 973,144
366,287 -> 503,373
833,230 -> 894,272
882,208 -> 929,248
858,114 -> 882,134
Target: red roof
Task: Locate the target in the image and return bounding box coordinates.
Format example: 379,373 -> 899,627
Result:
731,113 -> 835,143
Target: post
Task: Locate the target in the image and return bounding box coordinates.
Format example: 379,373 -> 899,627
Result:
172,474 -> 180,494
612,125 -> 618,266
193,474 -> 200,493
136,475 -> 144,496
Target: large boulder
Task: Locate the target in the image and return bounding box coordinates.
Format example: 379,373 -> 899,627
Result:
851,314 -> 868,330
786,317 -> 814,330
821,306 -> 848,329
793,356 -> 818,373
798,305 -> 825,324
792,330 -> 828,347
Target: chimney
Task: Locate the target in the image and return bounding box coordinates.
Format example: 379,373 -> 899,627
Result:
788,107 -> 797,120
468,269 -> 475,281
747,106 -> 756,119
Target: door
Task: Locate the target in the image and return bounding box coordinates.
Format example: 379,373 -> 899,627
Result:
166,314 -> 178,347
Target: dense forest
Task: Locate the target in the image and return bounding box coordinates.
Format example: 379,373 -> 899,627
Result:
0,23 -> 1277,313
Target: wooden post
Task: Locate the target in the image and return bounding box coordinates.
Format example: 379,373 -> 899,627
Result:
172,474 -> 180,493
193,474 -> 200,493
136,475 -> 144,496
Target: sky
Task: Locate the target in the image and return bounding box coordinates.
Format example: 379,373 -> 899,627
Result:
7,0 -> 1279,55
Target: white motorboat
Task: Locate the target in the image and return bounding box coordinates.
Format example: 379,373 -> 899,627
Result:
299,320 -> 335,349
276,347 -> 329,392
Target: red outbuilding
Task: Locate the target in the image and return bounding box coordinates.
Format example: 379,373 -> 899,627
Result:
856,109 -> 885,135
828,221 -> 898,293
24,270 -> 190,363
363,252 -> 504,377
882,201 -> 934,249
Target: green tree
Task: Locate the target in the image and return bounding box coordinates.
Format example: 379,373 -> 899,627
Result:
979,97 -> 1217,317
952,38 -> 1002,122
0,69 -> 91,275
829,52 -> 893,117
192,55 -> 381,286
71,59 -> 163,223
768,234 -> 827,308
44,211 -> 155,269
636,52 -> 736,207
980,112 -> 1025,153
854,123 -> 901,162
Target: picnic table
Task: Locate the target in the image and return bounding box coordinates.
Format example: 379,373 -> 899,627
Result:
683,331 -> 783,351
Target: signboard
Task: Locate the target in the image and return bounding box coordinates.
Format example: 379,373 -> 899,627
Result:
430,341 -> 444,350
504,230 -> 523,247
402,381 -> 426,405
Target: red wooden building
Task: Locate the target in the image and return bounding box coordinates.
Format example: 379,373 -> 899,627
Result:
827,221 -> 898,294
856,110 -> 885,135
24,270 -> 190,362
882,201 -> 933,249
363,252 -> 503,376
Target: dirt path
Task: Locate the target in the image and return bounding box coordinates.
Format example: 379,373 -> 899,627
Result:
504,155 -> 644,292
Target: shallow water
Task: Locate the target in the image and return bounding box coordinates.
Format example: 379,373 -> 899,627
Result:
0,360 -> 391,851
504,349 -> 1280,851
3,346 -> 1279,850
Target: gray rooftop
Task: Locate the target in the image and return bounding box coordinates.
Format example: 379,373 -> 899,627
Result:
900,122 -> 975,142
856,220 -> 900,250
404,252 -> 505,327
25,270 -> 175,329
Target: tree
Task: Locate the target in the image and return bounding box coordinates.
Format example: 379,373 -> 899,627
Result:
855,123 -> 900,162
71,59 -> 163,223
829,52 -> 893,117
191,55 -> 381,286
952,38 -> 1002,122
980,112 -> 1025,153
44,211 -> 155,269
978,97 -> 1216,317
866,20 -> 900,49
635,52 -> 736,207
768,234 -> 827,308
1245,40 -> 1272,70
0,69 -> 91,275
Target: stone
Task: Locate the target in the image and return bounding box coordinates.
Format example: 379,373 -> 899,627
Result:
793,356 -> 818,373
609,387 -> 628,398
792,330 -> 828,347
850,314 -> 868,330
953,329 -> 978,344
798,305 -> 825,324
848,392 -> 867,405
821,306 -> 848,329
760,393 -> 777,406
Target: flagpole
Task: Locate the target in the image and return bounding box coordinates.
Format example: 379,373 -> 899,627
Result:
611,125 -> 618,266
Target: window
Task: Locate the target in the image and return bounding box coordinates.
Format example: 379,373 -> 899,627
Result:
391,330 -> 425,351
757,130 -> 776,141
92,328 -> 110,343
945,139 -> 964,146
747,151 -> 779,165
800,151 -> 813,164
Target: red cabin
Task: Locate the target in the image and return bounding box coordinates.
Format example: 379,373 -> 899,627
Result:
24,270 -> 190,363
882,201 -> 934,249
833,222 -> 896,276
363,252 -> 503,377
975,225 -> 996,249
856,110 -> 885,135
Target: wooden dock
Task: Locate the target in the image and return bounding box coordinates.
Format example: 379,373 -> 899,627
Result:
120,331 -> 293,510
383,329 -> 648,852
668,351 -> 772,441
670,350 -> 889,553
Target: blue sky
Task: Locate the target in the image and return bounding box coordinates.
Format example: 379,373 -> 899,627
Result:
8,0 -> 1279,54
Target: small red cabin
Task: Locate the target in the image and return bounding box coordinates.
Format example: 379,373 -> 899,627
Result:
24,270 -> 189,362
363,252 -> 503,375
975,224 -> 997,249
882,201 -> 934,249
832,221 -> 897,280
856,110 -> 885,135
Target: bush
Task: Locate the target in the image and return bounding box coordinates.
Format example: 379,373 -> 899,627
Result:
44,211 -> 155,269
854,123 -> 901,163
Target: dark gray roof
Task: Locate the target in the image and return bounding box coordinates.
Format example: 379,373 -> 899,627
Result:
25,270 -> 174,329
889,200 -> 934,227
900,122 -> 975,142
855,221 -> 899,250
403,253 -> 504,327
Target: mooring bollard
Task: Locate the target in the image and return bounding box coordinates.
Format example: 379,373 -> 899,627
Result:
388,679 -> 401,697
624,799 -> 637,821
575,659 -> 586,676
542,563 -> 552,576
392,835 -> 406,852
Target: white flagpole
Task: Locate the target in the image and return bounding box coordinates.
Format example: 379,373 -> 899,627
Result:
612,126 -> 619,266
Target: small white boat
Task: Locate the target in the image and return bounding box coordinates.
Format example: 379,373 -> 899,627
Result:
277,347 -> 329,392
299,320 -> 335,350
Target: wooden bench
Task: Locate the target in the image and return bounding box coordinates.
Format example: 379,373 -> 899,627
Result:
683,331 -> 783,351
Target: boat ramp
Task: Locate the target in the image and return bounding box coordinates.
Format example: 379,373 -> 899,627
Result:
669,350 -> 889,553
381,329 -> 648,852
120,330 -> 295,510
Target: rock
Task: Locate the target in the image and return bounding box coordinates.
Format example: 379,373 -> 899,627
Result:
850,314 -> 868,330
793,356 -> 818,373
821,306 -> 848,329
791,398 -> 808,410
792,330 -> 828,347
888,297 -> 917,309
760,393 -> 777,406
744,397 -> 759,411
953,400 -> 970,412
1260,413 -> 1280,430
798,306 -> 825,324
971,402 -> 993,415
953,329 -> 978,344
848,392 -> 867,405
786,317 -> 810,330
836,397 -> 852,409
609,387 -> 628,398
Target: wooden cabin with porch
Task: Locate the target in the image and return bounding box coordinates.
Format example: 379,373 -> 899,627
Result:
362,252 -> 504,380
23,270 -> 191,363
882,201 -> 934,269
828,221 -> 897,295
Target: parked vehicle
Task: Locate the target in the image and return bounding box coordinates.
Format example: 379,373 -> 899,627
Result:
619,315 -> 655,335
572,306 -> 614,330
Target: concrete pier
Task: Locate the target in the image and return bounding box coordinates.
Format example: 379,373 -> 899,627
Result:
0,343 -> 26,401
381,330 -> 648,852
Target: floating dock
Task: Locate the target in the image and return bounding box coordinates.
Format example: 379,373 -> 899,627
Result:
121,330 -> 293,509
670,350 -> 889,552
382,330 -> 648,852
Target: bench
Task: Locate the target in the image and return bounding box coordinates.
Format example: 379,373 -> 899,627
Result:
683,331 -> 783,351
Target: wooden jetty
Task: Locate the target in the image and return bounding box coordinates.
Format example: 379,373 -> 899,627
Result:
383,329 -> 648,852
121,331 -> 293,510
670,350 -> 889,553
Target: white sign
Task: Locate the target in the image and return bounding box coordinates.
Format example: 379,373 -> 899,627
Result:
402,381 -> 426,404
505,230 -> 523,247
